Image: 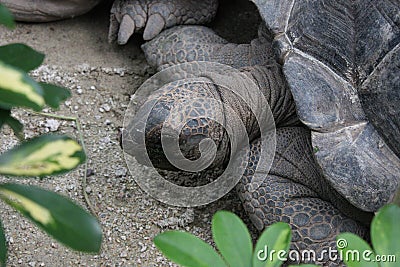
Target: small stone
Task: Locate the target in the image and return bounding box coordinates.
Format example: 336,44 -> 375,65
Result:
104,119 -> 112,125
100,136 -> 111,144
120,251 -> 128,258
44,119 -> 60,132
139,242 -> 147,253
102,103 -> 111,112
77,89 -> 83,94
115,167 -> 127,177
68,184 -> 75,190
99,108 -> 104,113
85,186 -> 92,194
90,85 -> 96,90
28,261 -> 36,267
51,242 -> 58,248
86,168 -> 95,177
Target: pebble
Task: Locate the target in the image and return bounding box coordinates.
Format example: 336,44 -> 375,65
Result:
86,168 -> 95,177
139,242 -> 147,253
44,119 -> 60,132
102,103 -> 111,112
115,167 -> 127,177
120,251 -> 128,258
85,186 -> 92,194
90,85 -> 96,90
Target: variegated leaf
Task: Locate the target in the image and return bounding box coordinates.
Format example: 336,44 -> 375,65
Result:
0,183 -> 102,252
0,134 -> 85,177
0,61 -> 44,111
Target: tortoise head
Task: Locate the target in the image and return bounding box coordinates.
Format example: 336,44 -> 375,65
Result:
123,80 -> 233,172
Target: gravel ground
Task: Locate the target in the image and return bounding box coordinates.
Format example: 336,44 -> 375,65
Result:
0,0 -> 261,266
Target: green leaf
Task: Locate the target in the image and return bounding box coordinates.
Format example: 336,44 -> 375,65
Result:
0,44 -> 44,72
0,4 -> 15,29
336,233 -> 378,267
0,183 -> 102,253
154,231 -> 227,267
40,82 -> 71,109
0,219 -> 7,267
0,134 -> 86,177
212,211 -> 252,267
253,222 -> 291,267
0,109 -> 23,139
0,61 -> 44,111
371,204 -> 400,267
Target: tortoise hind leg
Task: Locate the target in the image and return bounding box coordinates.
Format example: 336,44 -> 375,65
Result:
236,127 -> 369,265
109,0 -> 219,44
141,25 -> 271,70
238,173 -> 367,265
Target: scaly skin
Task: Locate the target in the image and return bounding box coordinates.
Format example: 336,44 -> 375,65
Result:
115,1 -> 381,265
124,23 -> 373,265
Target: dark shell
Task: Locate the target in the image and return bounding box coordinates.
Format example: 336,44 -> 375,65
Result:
252,0 -> 400,211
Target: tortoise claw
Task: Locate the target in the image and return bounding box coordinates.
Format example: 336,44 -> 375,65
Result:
118,15 -> 136,45
143,13 -> 165,41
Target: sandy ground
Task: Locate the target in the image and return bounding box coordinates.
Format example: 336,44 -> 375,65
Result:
0,0 -> 261,266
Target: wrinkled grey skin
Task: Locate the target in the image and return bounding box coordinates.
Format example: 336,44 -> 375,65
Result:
8,0 -> 399,265
109,0 -> 400,266
0,0 -> 102,22
117,0 -> 400,265
126,25 -> 371,266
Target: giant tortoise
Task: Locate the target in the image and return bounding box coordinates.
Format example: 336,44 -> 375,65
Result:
117,0 -> 400,265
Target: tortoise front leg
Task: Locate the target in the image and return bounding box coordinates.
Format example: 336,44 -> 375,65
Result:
109,0 -> 219,44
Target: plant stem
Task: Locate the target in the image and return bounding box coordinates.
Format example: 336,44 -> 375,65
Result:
30,111 -> 97,215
